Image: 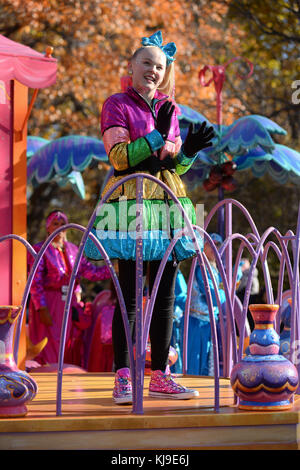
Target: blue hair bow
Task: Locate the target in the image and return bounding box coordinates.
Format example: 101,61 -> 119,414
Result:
141,31 -> 176,66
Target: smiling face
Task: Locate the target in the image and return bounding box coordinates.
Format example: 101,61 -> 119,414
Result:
130,46 -> 167,101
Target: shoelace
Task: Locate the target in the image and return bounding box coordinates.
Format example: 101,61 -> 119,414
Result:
156,373 -> 184,391
117,376 -> 131,391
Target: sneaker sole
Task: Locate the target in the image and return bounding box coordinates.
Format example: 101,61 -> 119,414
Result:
113,396 -> 133,405
148,390 -> 199,400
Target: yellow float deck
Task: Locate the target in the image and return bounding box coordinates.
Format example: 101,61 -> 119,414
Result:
1,372 -> 300,450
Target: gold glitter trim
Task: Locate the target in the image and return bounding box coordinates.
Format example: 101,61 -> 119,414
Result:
102,169 -> 187,201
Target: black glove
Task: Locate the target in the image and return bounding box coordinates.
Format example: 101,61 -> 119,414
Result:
156,101 -> 175,140
183,121 -> 215,157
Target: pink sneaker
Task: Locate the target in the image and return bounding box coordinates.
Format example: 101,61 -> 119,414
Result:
149,367 -> 199,399
113,367 -> 132,404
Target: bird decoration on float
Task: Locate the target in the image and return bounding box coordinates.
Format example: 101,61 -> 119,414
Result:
177,104 -> 300,194
27,135 -> 108,199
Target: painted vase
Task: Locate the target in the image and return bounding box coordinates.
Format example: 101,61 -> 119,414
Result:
230,304 -> 298,411
0,305 -> 37,417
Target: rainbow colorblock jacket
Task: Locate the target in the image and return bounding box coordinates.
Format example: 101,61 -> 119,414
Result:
85,86 -> 203,262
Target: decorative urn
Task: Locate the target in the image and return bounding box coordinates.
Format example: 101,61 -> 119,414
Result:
0,306 -> 37,417
230,304 -> 298,411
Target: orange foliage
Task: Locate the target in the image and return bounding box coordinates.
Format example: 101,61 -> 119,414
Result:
1,0 -> 245,138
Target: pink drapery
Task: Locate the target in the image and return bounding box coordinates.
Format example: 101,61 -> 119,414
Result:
0,34 -> 57,88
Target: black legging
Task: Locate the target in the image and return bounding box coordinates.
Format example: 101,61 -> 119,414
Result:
112,259 -> 179,371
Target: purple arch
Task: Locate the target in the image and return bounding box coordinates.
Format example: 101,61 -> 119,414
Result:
1,174 -> 300,414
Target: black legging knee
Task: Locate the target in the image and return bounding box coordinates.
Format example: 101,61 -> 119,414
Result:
112,259 -> 178,371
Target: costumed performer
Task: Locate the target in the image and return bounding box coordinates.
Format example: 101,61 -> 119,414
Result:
279,298 -> 292,359
87,280 -> 116,372
85,31 -> 215,404
28,210 -> 111,366
187,233 -> 225,376
187,233 -> 243,375
170,269 -> 187,373
64,300 -> 93,369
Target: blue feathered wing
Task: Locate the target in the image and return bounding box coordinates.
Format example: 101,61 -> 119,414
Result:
235,144 -> 300,184
215,115 -> 287,155
27,135 -> 108,198
27,136 -> 49,159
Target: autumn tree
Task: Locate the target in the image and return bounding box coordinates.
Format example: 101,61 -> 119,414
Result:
0,0 -> 244,139
0,0 -> 299,255
207,0 -> 300,238
220,0 -> 300,144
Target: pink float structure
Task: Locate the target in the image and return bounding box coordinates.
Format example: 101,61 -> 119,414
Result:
0,35 -> 57,366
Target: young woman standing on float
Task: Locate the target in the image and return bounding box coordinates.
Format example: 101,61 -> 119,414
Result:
86,31 -> 214,404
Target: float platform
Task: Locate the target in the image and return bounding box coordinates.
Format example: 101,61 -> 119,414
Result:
0,372 -> 300,450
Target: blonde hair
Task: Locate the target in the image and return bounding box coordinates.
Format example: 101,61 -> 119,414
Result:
158,61 -> 175,97
130,46 -> 175,98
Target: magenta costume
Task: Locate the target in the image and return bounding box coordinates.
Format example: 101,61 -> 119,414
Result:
85,85 -> 202,262
28,240 -> 111,365
87,294 -> 115,372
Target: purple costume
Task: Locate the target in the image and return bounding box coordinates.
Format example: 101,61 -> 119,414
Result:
85,86 -> 202,262
28,241 -> 110,365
